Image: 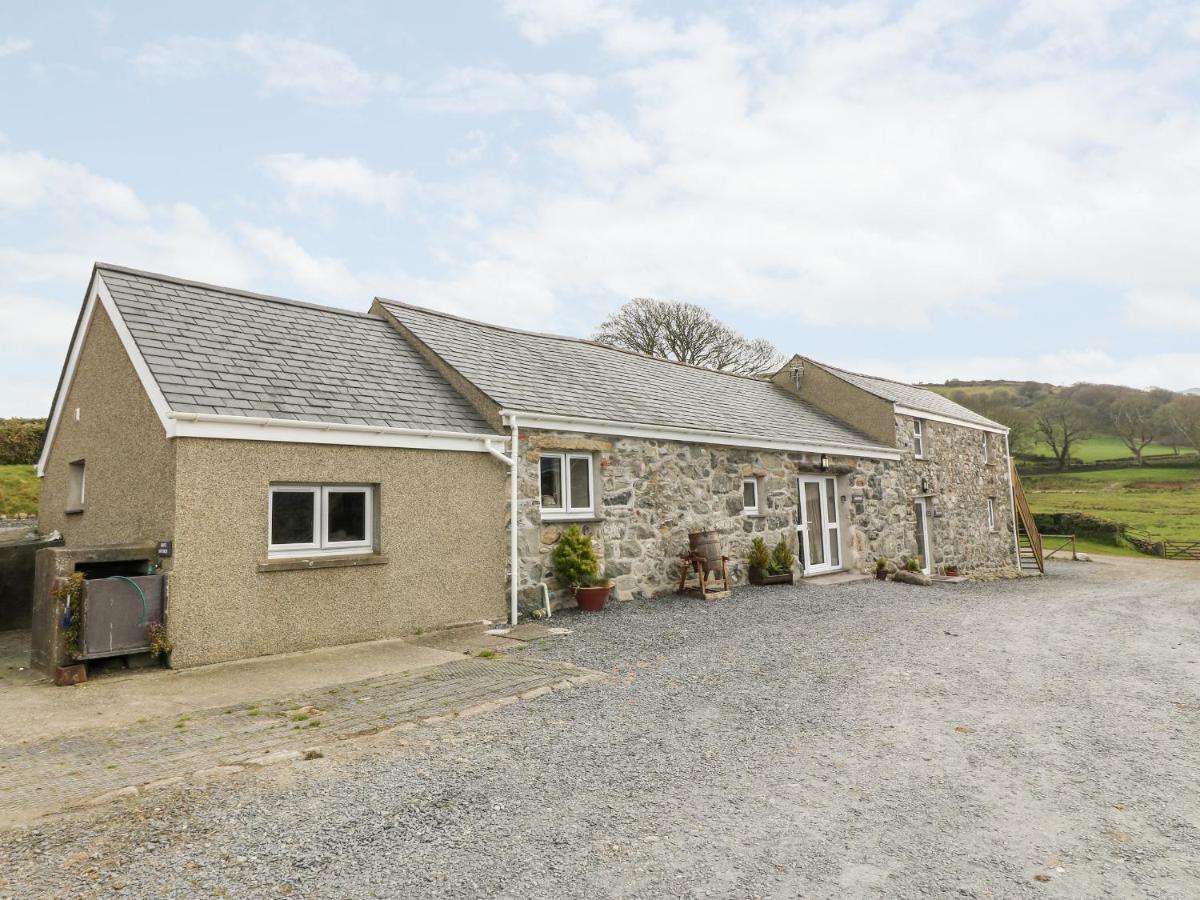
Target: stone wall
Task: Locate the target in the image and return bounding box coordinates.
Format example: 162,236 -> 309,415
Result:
515,429 -> 896,610
516,421 -> 1017,611
893,416 -> 1017,576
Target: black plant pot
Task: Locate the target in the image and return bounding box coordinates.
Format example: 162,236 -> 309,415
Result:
749,566 -> 794,586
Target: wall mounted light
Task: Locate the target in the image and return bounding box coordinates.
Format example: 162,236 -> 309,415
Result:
820,453 -> 829,471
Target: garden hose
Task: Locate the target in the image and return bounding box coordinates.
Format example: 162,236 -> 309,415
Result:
111,575 -> 149,625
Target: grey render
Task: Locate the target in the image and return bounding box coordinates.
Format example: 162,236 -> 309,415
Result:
804,358 -> 1003,429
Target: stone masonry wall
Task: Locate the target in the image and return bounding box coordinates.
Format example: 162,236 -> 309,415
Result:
515,420 -> 1017,611
893,416 -> 1018,576
516,429 -> 902,611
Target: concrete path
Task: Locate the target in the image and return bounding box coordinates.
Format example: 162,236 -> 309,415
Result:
0,654 -> 597,824
0,631 -> 470,744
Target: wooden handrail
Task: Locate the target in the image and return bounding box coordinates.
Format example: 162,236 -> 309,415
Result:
1011,461 -> 1045,573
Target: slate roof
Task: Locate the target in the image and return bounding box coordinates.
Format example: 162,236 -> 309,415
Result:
377,299 -> 891,453
96,265 -> 496,434
808,360 -> 1004,430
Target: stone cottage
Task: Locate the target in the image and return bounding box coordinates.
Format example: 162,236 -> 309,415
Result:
34,264 -> 1019,669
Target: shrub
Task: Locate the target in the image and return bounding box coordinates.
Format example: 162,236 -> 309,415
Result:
0,418 -> 46,465
747,537 -> 771,570
904,557 -> 921,572
770,539 -> 795,573
552,524 -> 600,588
875,557 -> 888,571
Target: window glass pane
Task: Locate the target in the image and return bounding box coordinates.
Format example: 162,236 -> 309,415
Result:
569,457 -> 592,510
828,527 -> 840,567
540,456 -> 563,508
743,479 -> 757,510
327,490 -> 367,542
825,478 -> 838,523
272,491 -> 315,545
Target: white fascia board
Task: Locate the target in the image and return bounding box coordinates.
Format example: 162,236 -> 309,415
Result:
37,273 -> 178,476
500,410 -> 902,461
170,412 -> 503,453
894,405 -> 1008,435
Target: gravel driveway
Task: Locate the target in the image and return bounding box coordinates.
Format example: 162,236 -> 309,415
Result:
3,556 -> 1199,899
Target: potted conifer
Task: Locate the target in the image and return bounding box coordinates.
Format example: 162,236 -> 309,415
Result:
748,536 -> 795,585
553,524 -> 611,611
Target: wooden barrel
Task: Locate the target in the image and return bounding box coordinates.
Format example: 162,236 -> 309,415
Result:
688,529 -> 723,577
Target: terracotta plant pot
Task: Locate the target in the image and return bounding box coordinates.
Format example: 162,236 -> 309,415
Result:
575,585 -> 610,612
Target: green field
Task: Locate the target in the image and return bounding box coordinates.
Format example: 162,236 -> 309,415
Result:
0,464 -> 38,517
1024,466 -> 1200,550
1026,436 -> 1189,464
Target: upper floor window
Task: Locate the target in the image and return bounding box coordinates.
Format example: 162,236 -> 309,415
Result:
66,459 -> 86,512
269,484 -> 374,558
987,497 -> 997,531
912,419 -> 925,458
982,432 -> 990,464
742,477 -> 760,514
540,452 -> 594,519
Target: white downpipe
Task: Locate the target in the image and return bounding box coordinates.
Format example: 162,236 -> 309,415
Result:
509,414 -> 520,625
540,582 -> 552,619
1005,434 -> 1020,567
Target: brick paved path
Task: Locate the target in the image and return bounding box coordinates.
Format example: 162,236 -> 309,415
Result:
0,655 -> 595,822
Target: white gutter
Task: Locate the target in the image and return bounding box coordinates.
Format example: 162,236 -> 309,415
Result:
499,409 -> 901,461
894,405 -> 1008,436
1005,433 -> 1020,567
168,411 -> 506,453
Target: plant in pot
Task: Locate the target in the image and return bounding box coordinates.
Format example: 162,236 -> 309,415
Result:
942,564 -> 961,577
553,524 -> 611,611
748,536 -> 795,585
875,557 -> 889,581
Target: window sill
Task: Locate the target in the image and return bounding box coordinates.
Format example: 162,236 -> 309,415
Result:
745,511 -> 766,518
540,514 -> 602,524
257,553 -> 388,573
64,507 -> 84,516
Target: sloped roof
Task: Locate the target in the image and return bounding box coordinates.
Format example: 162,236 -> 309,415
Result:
377,299 -> 891,453
808,359 -> 1004,429
97,265 -> 496,434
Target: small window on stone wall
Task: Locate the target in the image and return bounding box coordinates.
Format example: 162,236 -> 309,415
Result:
913,419 -> 925,458
987,497 -> 996,531
982,432 -> 990,464
742,477 -> 760,515
540,452 -> 594,519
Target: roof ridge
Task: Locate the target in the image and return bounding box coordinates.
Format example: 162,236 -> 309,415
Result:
96,262 -> 380,322
806,357 -> 926,392
376,296 -> 774,384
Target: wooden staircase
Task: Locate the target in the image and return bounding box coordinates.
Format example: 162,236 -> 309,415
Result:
1011,461 -> 1044,574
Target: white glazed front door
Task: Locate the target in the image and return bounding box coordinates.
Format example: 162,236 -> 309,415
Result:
796,476 -> 841,575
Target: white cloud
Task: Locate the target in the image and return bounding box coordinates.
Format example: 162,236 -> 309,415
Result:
1125,290 -> 1200,333
473,1 -> 1200,338
0,151 -> 148,219
260,153 -> 414,212
133,34 -> 376,106
402,66 -> 594,114
0,37 -> 33,58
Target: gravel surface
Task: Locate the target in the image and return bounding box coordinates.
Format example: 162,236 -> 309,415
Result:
3,556 -> 1199,899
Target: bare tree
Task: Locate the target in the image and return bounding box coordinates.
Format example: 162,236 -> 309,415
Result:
593,298 -> 785,375
1110,393 -> 1159,465
1035,399 -> 1090,470
1162,394 -> 1200,455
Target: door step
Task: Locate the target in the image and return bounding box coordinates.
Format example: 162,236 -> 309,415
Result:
801,571 -> 873,586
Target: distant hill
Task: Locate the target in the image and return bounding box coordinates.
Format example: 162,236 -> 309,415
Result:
1186,388 -> 1200,396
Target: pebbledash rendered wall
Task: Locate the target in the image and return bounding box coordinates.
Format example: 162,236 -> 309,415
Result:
515,422 -> 1017,611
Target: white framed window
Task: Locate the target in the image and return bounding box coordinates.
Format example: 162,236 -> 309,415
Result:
742,477 -> 760,514
982,432 -> 990,464
539,453 -> 594,519
66,459 -> 86,511
913,419 -> 925,458
987,497 -> 996,532
269,483 -> 374,558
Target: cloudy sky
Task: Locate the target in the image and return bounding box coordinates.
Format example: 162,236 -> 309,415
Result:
3,1 -> 1200,416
